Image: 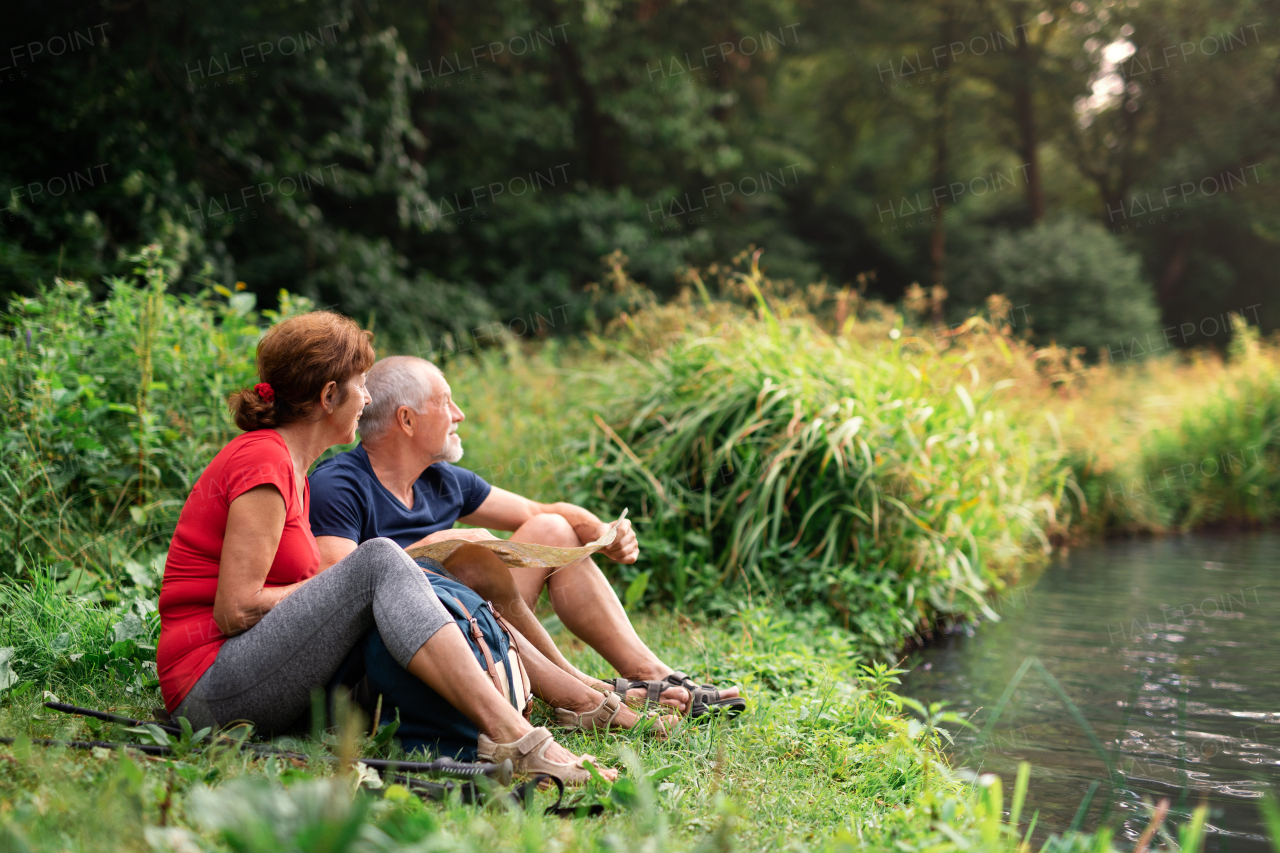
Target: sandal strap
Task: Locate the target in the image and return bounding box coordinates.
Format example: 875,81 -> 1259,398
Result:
555,693 -> 624,731
610,677 -> 631,696
512,725 -> 555,758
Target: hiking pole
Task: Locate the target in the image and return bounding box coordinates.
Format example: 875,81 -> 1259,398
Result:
1,736 -> 174,757
1,737 -> 513,805
38,702 -> 515,784
45,701 -> 182,736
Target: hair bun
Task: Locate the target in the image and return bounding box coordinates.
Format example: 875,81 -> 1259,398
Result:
229,386 -> 278,431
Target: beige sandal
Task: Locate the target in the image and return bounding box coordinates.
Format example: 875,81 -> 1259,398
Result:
476,726 -> 602,786
555,692 -> 626,733
557,693 -> 672,740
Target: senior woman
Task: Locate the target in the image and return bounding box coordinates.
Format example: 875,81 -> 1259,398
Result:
157,311 -> 611,784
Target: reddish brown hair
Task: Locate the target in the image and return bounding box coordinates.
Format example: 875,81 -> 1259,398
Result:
229,311 -> 375,431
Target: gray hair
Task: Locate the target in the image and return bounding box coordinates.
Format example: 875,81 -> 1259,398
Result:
359,356 -> 441,442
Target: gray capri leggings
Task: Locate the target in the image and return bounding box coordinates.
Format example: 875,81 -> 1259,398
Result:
175,537 -> 452,733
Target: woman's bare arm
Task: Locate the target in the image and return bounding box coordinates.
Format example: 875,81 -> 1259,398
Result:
212,484 -> 308,636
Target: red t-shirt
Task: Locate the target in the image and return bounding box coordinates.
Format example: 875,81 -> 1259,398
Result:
157,430 -> 320,711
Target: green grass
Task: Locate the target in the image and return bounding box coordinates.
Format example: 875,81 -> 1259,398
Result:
1,573 -> 1195,853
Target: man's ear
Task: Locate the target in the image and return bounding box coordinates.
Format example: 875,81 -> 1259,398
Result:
397,405 -> 415,435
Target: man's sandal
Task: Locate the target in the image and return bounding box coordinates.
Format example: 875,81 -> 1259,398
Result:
477,726 -> 602,786
600,677 -> 668,711
663,670 -> 747,718
599,674 -> 745,719
555,692 -> 670,739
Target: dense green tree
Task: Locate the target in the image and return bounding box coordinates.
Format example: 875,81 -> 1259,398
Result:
1,0 -> 1276,350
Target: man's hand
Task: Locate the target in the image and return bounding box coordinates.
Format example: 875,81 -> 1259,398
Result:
406,527 -> 498,551
598,517 -> 638,564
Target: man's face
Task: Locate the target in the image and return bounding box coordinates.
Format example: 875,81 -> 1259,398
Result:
419,369 -> 465,464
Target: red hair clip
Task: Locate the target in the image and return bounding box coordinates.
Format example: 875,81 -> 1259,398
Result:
254,382 -> 275,403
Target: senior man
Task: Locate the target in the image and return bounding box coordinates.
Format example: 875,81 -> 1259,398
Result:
309,356 -> 744,718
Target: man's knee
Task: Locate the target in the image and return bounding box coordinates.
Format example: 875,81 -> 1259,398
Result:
518,513 -> 580,546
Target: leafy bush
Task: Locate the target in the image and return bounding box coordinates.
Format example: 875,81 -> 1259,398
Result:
1065,317 -> 1280,534
567,257 -> 1071,650
0,247 -> 308,585
951,217 -> 1161,357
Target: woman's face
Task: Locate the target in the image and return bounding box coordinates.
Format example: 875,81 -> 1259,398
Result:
330,372 -> 371,445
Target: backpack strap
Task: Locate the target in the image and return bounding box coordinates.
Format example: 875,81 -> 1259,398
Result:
449,595 -> 507,701
487,604 -> 534,719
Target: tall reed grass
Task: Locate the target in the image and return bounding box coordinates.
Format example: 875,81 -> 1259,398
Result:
566,254 -> 1073,649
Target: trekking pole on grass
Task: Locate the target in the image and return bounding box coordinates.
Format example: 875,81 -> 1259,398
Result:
34,702 -> 514,783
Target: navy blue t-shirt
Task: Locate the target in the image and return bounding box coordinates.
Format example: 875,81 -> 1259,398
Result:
308,444 -> 493,548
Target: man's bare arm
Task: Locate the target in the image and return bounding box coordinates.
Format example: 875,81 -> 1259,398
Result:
316,535 -> 358,572
460,486 -> 637,563
317,530 -> 497,571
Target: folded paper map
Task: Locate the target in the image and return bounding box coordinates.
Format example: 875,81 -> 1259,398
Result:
405,509 -> 629,571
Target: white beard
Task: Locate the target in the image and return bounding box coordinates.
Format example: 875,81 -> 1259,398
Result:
440,433 -> 464,463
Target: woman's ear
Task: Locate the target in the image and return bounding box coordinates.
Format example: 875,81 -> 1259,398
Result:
321,380 -> 339,413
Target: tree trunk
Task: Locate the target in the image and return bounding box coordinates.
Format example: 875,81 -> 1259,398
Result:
1013,11 -> 1044,222
930,5 -> 957,290
1156,234 -> 1190,310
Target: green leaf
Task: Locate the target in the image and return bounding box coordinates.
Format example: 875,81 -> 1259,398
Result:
112,613 -> 146,642
608,777 -> 640,808
624,570 -> 651,610
124,724 -> 171,747
648,764 -> 680,783
129,506 -> 147,525
0,648 -> 18,692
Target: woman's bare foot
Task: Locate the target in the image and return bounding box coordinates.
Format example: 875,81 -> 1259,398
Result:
542,739 -> 617,781
613,702 -> 680,737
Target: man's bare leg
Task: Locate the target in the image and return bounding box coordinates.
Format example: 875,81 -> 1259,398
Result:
441,543 -> 595,684
510,624 -> 677,733
508,514 -> 740,707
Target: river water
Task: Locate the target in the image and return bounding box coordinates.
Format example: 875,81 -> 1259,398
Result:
898,532 -> 1280,852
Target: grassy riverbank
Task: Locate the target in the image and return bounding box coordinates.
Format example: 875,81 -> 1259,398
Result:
2,249 -> 1277,850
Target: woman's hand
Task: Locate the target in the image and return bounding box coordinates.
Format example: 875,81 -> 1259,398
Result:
212,485 -> 303,636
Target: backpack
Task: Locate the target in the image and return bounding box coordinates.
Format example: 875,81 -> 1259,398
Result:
326,557 -> 531,760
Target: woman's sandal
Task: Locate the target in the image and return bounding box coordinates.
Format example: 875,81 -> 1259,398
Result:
663,670 -> 747,718
556,692 -> 671,739
476,726 -> 602,786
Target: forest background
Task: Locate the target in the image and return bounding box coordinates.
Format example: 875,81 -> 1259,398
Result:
2,0 -> 1276,355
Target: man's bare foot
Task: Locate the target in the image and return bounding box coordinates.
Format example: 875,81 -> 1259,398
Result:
639,672 -> 743,700
593,679 -> 691,713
